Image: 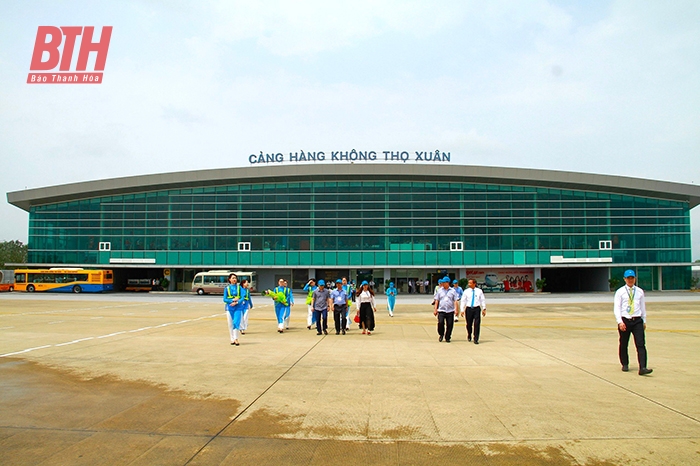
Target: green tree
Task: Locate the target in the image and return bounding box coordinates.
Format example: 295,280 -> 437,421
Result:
535,278 -> 546,291
0,240 -> 28,269
609,277 -> 621,291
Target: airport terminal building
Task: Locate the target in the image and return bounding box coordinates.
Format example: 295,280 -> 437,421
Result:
7,163 -> 700,292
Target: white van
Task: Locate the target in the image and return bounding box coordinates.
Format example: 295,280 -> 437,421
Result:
191,270 -> 257,295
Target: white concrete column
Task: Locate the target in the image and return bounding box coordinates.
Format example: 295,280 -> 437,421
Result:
534,267 -> 542,292
380,268 -> 390,293
308,269 -> 316,280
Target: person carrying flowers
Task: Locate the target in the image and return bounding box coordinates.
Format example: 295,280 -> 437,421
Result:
263,279 -> 293,333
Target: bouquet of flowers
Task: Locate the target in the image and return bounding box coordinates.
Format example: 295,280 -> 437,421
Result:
262,289 -> 288,306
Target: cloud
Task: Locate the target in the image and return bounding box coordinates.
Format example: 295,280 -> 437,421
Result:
161,105 -> 203,125
210,0 -> 464,56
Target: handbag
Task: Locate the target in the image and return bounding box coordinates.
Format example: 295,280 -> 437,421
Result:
353,314 -> 360,323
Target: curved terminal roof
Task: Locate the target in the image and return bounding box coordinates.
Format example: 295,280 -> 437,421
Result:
8,163 -> 700,211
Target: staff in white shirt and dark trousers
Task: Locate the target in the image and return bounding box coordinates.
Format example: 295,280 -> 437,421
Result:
460,279 -> 486,344
614,269 -> 652,375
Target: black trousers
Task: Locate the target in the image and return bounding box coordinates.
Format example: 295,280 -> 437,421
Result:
333,304 -> 347,333
466,306 -> 482,342
618,317 -> 647,368
437,312 -> 455,341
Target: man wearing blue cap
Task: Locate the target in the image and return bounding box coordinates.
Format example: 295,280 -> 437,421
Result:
614,269 -> 652,375
433,276 -> 459,342
330,279 -> 348,335
312,279 -> 332,335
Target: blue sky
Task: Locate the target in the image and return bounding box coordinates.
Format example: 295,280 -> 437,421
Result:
1,1 -> 699,259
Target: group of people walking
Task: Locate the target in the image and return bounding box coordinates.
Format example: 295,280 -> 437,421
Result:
222,273 -> 488,345
305,277 -> 377,335
432,277 -> 486,343
221,270 -> 654,377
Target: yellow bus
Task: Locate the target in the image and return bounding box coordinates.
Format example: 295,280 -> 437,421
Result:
191,270 -> 257,295
13,268 -> 114,293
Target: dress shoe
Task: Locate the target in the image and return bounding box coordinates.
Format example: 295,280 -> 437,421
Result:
639,368 -> 653,375
621,365 -> 629,372
474,340 -> 479,345
445,339 -> 451,343
317,332 -> 322,335
468,336 -> 471,342
323,329 -> 328,335
335,331 -> 340,335
439,336 -> 443,342
342,330 -> 346,335
307,326 -> 311,330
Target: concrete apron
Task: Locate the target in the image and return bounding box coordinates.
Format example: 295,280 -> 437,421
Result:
1,296 -> 699,465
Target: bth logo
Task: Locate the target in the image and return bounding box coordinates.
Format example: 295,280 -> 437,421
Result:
27,26 -> 112,84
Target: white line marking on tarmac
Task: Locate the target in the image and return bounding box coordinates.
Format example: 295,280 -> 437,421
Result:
0,313 -> 221,358
48,321 -> 64,324
55,337 -> 94,347
0,345 -> 52,357
0,326 -> 15,330
128,326 -> 152,333
97,331 -> 127,339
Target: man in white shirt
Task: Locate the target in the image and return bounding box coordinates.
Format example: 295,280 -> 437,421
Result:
433,277 -> 459,342
614,269 -> 652,375
460,279 -> 486,344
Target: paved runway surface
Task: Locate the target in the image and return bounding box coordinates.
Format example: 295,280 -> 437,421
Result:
1,291 -> 699,465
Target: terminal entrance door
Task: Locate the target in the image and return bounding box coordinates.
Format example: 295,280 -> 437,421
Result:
315,270 -> 350,289
393,269 -> 427,294
541,267 -> 608,292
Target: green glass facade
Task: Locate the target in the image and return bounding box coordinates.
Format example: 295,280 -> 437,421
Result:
26,180 -> 691,288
